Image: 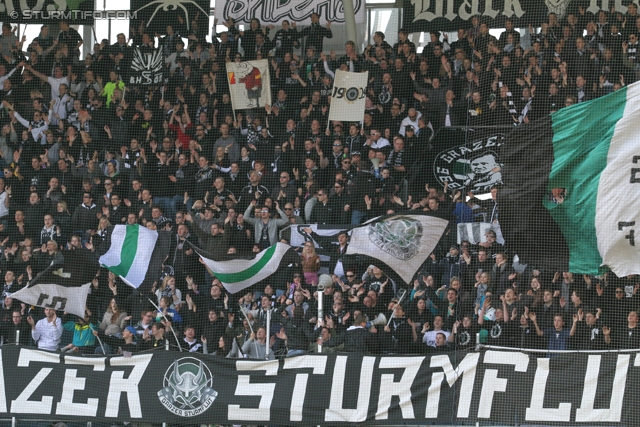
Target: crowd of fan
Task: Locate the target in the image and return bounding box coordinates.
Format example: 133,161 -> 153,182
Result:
0,7 -> 636,358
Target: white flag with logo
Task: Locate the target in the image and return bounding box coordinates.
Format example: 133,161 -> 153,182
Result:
328,70 -> 369,122
226,60 -> 271,111
346,214 -> 448,284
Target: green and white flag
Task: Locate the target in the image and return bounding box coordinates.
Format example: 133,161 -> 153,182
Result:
198,242 -> 291,294
99,224 -> 158,288
501,81 -> 640,275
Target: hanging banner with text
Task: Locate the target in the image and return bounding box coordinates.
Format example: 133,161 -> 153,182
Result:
215,0 -> 366,25
1,347 -> 639,425
0,0 -> 95,24
401,0 -> 626,34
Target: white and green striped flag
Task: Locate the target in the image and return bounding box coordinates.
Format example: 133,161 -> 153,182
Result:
198,242 -> 291,294
501,80 -> 640,275
99,224 -> 158,288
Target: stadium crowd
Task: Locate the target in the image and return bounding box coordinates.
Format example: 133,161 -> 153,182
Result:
0,6 -> 635,359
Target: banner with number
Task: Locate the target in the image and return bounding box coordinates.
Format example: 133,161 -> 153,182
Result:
328,70 -> 368,123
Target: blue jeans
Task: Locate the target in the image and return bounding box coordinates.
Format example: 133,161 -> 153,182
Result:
287,349 -> 306,357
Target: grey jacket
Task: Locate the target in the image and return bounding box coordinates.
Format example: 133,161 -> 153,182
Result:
243,204 -> 289,246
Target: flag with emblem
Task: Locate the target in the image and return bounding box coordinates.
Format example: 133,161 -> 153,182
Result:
345,214 -> 449,284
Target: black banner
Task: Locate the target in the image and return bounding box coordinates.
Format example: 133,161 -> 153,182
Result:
130,0 -> 210,35
0,0 -> 94,24
128,48 -> 165,87
402,0 -> 618,33
1,346 -> 639,425
410,127 -> 510,195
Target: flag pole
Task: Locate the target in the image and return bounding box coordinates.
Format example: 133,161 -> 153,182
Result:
265,309 -> 271,360
88,324 -> 107,356
147,298 -> 183,352
239,304 -> 260,358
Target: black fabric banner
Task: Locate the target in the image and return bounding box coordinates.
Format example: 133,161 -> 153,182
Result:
0,0 -> 94,24
127,48 -> 165,87
401,0 -> 612,34
1,346 -> 639,425
409,127 -> 511,196
130,0 -> 210,35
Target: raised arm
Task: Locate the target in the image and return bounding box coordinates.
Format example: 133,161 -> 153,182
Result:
25,64 -> 49,83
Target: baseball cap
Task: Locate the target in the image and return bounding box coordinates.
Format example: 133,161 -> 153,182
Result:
405,125 -> 415,132
125,326 -> 137,335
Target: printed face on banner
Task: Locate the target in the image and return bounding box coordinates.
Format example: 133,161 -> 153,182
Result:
227,60 -> 272,110
433,134 -> 505,193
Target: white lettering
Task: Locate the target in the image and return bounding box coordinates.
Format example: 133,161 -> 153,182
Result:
55,357 -> 105,417
283,356 -> 327,422
502,0 -> 525,18
477,351 -> 528,419
376,357 -> 424,420
325,356 -> 375,422
427,352 -> 480,418
525,357 -> 571,422
412,0 -> 437,21
587,0 -> 609,14
458,0 -> 479,20
11,349 -> 60,414
444,0 -> 456,20
575,354 -> 629,423
228,360 -> 278,421
105,354 -> 152,418
56,369 -> 99,416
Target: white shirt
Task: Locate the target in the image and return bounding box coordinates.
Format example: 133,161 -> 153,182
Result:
47,76 -> 69,99
370,137 -> 390,150
0,191 -> 8,218
399,112 -> 422,136
32,316 -> 63,351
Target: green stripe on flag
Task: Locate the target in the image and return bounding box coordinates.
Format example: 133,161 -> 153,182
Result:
545,87 -> 627,273
101,224 -> 139,277
211,244 -> 276,283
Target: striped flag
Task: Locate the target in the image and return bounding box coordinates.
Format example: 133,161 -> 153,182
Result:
500,81 -> 640,275
197,243 -> 292,294
99,225 -> 170,290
